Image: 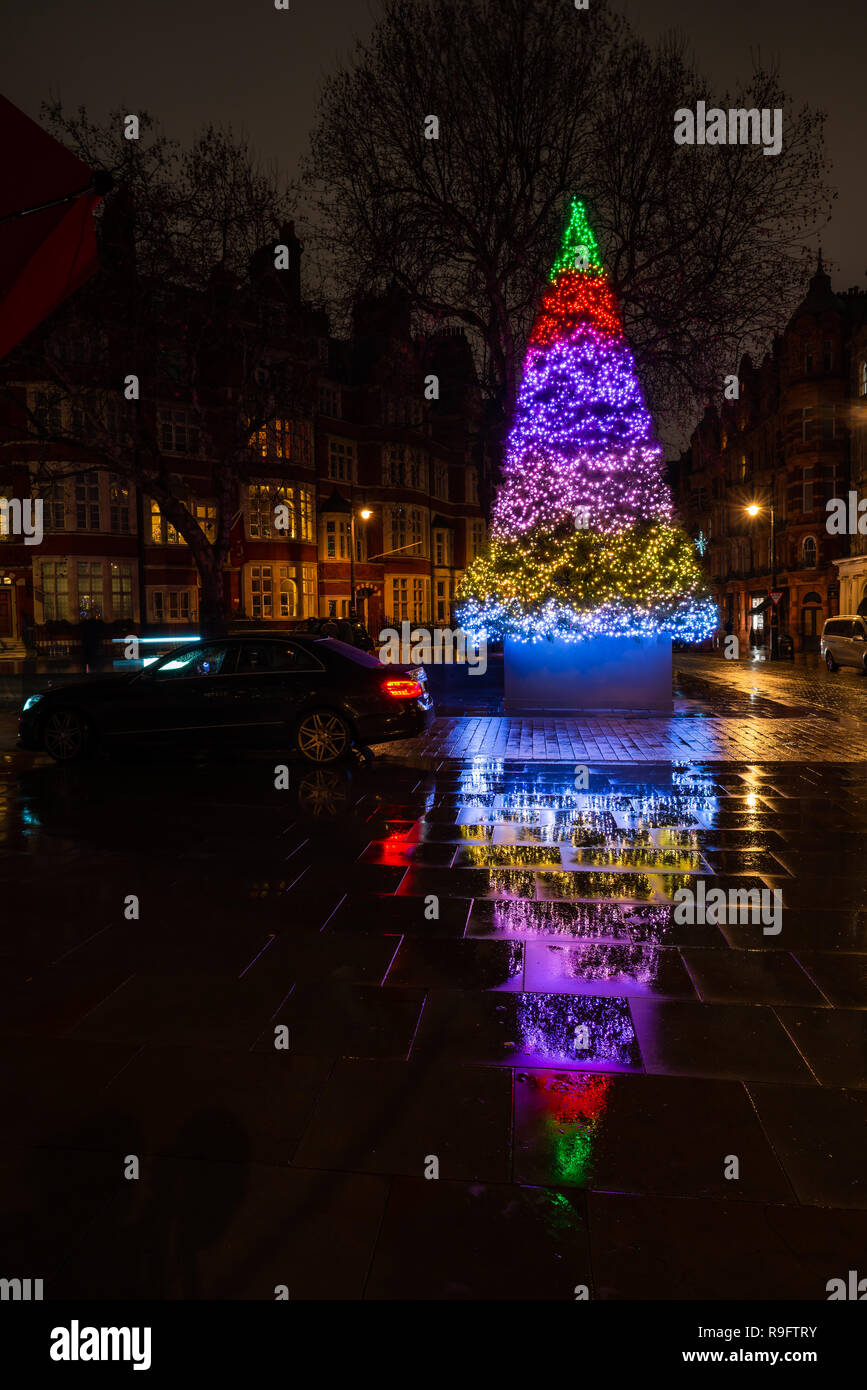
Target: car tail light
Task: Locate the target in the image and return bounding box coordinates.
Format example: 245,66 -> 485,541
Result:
383,678 -> 423,699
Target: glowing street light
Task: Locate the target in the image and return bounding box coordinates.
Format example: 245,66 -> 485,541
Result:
744,502 -> 777,658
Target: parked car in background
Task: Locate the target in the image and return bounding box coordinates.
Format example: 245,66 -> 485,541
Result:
293,616 -> 375,652
18,634 -> 432,764
820,615 -> 867,673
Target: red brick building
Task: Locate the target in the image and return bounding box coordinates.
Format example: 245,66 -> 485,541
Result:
673,257 -> 867,653
0,233 -> 488,660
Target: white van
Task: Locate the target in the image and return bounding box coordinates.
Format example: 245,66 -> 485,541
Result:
820,615 -> 867,672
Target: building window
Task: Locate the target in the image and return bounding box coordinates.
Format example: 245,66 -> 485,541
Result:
860,360 -> 867,397
194,502 -> 217,542
433,528 -> 452,567
802,466 -> 814,513
109,475 -> 131,533
298,487 -> 314,541
33,390 -> 62,434
248,484 -> 314,541
324,517 -> 351,560
327,438 -> 355,482
433,463 -> 448,500
390,576 -> 428,623
435,579 -> 448,623
150,500 -> 184,545
249,564 -> 299,620
75,471 -> 101,530
40,559 -> 68,621
412,577 -> 426,622
302,565 -> 316,615
77,561 -> 103,618
802,536 -> 818,568
469,518 -> 486,559
318,385 -> 341,418
248,484 -> 289,540
39,481 -> 67,531
800,408 -> 813,443
391,577 -> 408,621
251,418 -> 312,465
159,409 -> 199,456
111,562 -> 134,620
820,405 -> 836,441
804,343 -> 814,374
152,590 -> 194,623
467,468 -> 479,504
389,507 -> 406,555
384,396 -> 423,427
823,340 -> 833,371
384,447 -> 426,490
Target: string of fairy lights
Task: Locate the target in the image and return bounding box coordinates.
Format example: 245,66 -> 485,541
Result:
456,197 -> 718,645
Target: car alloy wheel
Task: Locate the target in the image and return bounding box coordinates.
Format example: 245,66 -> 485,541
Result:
825,652 -> 838,672
42,709 -> 89,762
295,710 -> 351,764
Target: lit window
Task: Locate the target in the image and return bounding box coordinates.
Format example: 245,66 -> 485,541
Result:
111,562 -> 134,620
77,560 -> 103,619
327,439 -> 355,482
41,559 -> 69,621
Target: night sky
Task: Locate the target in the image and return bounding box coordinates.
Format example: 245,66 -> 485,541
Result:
1,0 -> 864,287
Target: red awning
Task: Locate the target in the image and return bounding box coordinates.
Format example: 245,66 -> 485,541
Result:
0,96 -> 105,361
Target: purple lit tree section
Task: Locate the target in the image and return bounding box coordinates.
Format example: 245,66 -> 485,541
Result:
456,198 -> 716,644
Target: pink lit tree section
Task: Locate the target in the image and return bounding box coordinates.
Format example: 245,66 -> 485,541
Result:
456,199 -> 716,644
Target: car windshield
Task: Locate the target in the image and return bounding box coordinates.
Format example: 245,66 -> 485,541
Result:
149,644 -> 229,678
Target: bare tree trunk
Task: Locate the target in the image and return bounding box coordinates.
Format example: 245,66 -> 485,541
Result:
198,561 -> 226,639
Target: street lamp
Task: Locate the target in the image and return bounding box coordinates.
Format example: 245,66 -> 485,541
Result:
745,500 -> 777,660
349,505 -> 373,619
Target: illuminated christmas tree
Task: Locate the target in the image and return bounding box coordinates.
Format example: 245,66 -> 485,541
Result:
457,199 -> 716,644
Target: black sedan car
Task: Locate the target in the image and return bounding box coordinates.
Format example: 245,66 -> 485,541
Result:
18,634 -> 433,764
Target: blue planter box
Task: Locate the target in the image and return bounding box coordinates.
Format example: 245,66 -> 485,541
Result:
504,635 -> 673,713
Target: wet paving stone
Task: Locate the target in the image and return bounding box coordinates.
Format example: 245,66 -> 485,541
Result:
701,849 -> 792,875
55,1162 -> 391,1300
629,999 -> 814,1083
241,931 -> 400,988
365,1177 -> 591,1300
524,942 -> 697,998
68,972 -> 295,1050
514,1071 -> 791,1200
793,952 -> 867,1008
324,892 -> 472,937
412,990 -> 641,1070
587,1192 -> 867,1300
468,898 -> 646,941
720,908 -> 867,952
293,1059 -> 513,1181
775,1007 -> 867,1088
93,1049 -> 333,1166
454,844 -> 563,868
260,983 -> 425,1060
680,949 -> 827,1006
746,1084 -> 867,1209
384,938 -> 523,991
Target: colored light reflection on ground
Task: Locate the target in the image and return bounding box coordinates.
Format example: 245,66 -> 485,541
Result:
520,1071 -> 613,1185
514,993 -> 638,1069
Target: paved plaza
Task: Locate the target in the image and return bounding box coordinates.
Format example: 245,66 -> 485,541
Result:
0,722 -> 865,1298
382,653 -> 867,764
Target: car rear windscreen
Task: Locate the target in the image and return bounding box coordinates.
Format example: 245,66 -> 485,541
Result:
316,638 -> 384,668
